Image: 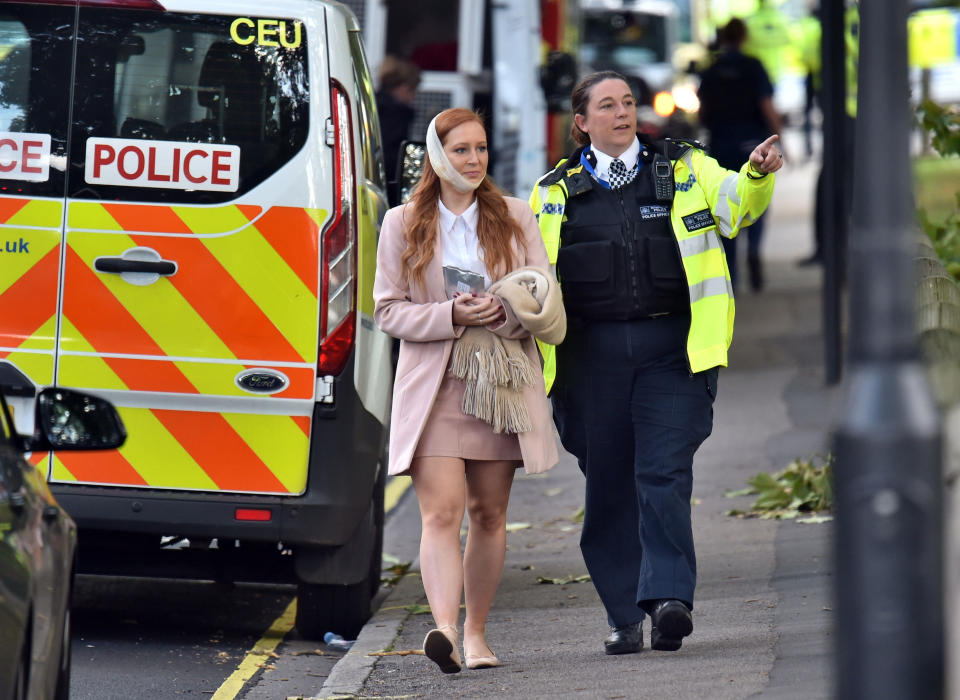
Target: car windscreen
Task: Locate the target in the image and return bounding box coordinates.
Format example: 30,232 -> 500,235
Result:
581,12 -> 669,68
69,10 -> 309,204
0,6 -> 75,199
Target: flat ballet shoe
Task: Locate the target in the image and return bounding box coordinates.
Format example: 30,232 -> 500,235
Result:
465,652 -> 499,669
423,625 -> 461,674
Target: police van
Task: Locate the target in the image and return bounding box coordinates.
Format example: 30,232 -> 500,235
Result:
0,0 -> 392,638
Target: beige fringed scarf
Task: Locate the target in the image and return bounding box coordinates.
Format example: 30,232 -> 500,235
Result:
451,267 -> 566,434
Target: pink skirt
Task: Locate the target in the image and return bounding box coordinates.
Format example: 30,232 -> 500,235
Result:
413,371 -> 522,462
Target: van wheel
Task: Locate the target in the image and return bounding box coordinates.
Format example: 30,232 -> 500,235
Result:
296,580 -> 370,640
295,466 -> 385,641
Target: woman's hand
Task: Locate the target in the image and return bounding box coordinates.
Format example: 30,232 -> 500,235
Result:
452,293 -> 505,327
749,134 -> 784,175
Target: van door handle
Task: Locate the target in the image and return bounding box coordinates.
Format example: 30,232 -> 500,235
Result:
95,257 -> 177,276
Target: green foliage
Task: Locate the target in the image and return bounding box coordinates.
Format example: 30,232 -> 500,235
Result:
724,455 -> 834,521
918,100 -> 960,157
916,100 -> 960,281
380,559 -> 412,587
919,204 -> 960,280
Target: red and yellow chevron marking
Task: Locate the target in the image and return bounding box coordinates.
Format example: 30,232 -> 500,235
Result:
60,203 -> 327,396
0,197 -> 61,227
49,202 -> 324,493
63,203 -> 324,366
49,406 -> 310,493
0,197 -> 62,387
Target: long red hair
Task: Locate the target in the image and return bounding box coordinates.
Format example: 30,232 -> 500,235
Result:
400,109 -> 526,290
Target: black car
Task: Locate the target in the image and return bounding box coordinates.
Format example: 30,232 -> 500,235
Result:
0,386 -> 126,700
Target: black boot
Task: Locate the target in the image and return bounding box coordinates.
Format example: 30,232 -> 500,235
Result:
603,622 -> 643,655
650,600 -> 693,651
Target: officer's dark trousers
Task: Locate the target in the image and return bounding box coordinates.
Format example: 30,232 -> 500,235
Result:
553,315 -> 718,627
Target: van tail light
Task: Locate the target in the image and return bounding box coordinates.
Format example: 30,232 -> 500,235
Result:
317,82 -> 357,377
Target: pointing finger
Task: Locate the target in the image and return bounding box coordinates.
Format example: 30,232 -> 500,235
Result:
759,134 -> 780,153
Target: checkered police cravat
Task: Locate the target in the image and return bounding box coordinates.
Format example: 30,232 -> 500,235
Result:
608,158 -> 637,189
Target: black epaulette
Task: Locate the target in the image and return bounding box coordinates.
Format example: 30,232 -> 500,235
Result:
662,137 -> 706,159
537,146 -> 594,197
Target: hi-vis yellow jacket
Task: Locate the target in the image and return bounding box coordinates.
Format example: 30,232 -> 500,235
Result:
529,143 -> 775,394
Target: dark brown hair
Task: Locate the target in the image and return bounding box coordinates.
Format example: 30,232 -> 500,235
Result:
719,18 -> 748,47
378,54 -> 421,92
569,70 -> 631,146
401,108 -> 525,289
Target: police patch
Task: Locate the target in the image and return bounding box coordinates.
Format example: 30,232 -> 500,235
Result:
639,204 -> 670,220
541,202 -> 565,216
682,209 -> 715,232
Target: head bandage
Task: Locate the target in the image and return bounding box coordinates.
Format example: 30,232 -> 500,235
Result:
426,115 -> 483,194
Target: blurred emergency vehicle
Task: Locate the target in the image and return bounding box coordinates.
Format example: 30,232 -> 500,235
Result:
0,0 -> 392,639
576,0 -> 701,138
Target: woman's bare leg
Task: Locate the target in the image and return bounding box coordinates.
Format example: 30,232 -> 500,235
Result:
410,456 -> 467,630
462,460 -> 517,658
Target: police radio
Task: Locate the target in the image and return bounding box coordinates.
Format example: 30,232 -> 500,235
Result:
653,154 -> 674,203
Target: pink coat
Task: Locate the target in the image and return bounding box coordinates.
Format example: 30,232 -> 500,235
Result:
373,196 -> 560,477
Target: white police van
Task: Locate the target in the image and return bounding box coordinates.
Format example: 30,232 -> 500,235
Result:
0,0 -> 392,638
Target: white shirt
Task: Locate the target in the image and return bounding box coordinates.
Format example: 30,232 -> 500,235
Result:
437,198 -> 490,289
591,136 -> 641,184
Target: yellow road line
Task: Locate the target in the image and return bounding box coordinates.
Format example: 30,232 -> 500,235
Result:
385,475 -> 412,514
215,475 -> 413,698
211,598 -> 297,699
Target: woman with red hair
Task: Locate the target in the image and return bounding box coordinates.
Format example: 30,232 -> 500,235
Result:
374,108 -> 564,673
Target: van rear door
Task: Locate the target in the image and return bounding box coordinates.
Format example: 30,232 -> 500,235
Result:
0,4 -> 74,437
52,5 -> 322,494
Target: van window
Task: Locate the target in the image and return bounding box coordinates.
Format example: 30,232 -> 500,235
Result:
70,10 -> 309,204
0,8 -> 75,198
348,31 -> 385,191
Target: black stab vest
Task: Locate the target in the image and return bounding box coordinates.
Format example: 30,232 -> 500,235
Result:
557,156 -> 689,321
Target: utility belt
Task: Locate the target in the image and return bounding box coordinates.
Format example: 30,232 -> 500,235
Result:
566,307 -> 689,326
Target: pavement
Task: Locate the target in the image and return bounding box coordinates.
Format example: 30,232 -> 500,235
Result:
313,155 -> 842,699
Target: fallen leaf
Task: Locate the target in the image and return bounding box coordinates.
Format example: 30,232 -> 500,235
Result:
724,487 -> 756,498
536,574 -> 591,585
406,604 -> 432,615
798,515 -> 833,524
545,488 -> 564,497
291,649 -> 325,656
506,522 -> 532,532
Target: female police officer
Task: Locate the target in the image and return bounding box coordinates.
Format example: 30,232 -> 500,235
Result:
529,71 -> 781,654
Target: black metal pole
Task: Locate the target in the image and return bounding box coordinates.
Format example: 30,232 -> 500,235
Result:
833,1 -> 943,698
820,0 -> 845,385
